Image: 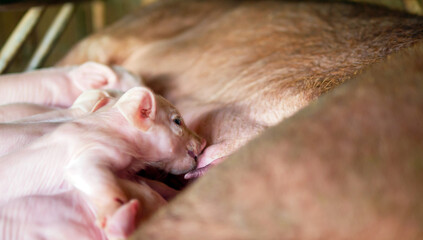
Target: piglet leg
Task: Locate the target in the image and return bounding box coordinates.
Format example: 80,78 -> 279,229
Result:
65,150 -> 131,229
105,199 -> 139,240
105,178 -> 168,239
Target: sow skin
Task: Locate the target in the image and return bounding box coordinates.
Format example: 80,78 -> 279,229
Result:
59,0 -> 423,177
130,40 -> 423,240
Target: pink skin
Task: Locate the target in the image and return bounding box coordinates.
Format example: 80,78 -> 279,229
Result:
181,105 -> 265,179
0,61 -> 142,108
0,122 -> 60,157
0,103 -> 58,122
106,199 -> 139,239
0,62 -> 141,156
0,87 -> 205,239
0,189 -> 105,240
0,89 -> 123,157
14,89 -> 123,124
0,176 -> 171,240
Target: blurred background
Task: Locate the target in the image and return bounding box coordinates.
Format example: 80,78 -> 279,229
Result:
0,0 -> 158,73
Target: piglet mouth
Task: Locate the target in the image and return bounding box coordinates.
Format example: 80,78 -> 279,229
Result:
184,156 -> 226,179
187,150 -> 198,161
184,165 -> 210,179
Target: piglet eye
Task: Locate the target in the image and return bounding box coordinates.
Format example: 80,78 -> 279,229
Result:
173,118 -> 182,126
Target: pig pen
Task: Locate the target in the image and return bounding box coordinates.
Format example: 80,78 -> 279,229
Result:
1,0 -> 423,239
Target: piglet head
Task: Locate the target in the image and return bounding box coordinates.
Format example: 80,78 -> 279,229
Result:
115,87 -> 206,175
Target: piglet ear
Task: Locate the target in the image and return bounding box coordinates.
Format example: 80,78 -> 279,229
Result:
69,61 -> 118,91
115,87 -> 156,131
71,89 -> 111,113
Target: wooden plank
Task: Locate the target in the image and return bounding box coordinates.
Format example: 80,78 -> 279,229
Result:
0,0 -> 95,11
25,3 -> 74,71
0,6 -> 44,74
91,0 -> 105,32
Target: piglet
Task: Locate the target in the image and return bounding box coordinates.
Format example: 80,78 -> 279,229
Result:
15,89 -> 123,123
0,87 -> 205,239
0,176 -> 169,240
0,89 -> 123,157
65,87 -> 205,233
0,61 -> 141,108
0,103 -> 58,122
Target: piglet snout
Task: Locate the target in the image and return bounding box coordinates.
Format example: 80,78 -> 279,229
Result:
196,138 -> 207,156
188,150 -> 197,161
200,138 -> 207,153
187,138 -> 206,162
